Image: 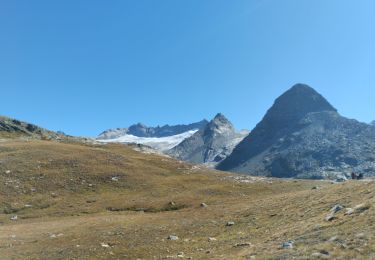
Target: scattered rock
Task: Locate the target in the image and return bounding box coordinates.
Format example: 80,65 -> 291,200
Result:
356,233 -> 366,239
10,215 -> 18,221
200,203 -> 208,208
168,235 -> 179,241
177,252 -> 184,258
5,170 -> 11,174
101,242 -> 111,248
169,201 -> 176,206
311,252 -> 330,258
325,213 -> 336,222
328,236 -> 338,242
354,203 -> 370,213
50,233 -> 64,238
282,241 -> 294,249
226,221 -> 235,226
330,204 -> 344,213
111,176 -> 119,182
208,237 -> 217,242
312,186 -> 320,190
345,208 -> 354,215
234,242 -> 252,247
326,204 -> 344,221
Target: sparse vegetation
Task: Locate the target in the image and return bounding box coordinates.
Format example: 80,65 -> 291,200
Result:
1,138 -> 375,259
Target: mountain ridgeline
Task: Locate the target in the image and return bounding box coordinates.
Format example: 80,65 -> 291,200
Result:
217,84 -> 375,179
98,120 -> 208,139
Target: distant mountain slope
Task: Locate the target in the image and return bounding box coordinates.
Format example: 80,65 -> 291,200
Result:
217,84 -> 375,179
371,121 -> 375,126
168,113 -> 249,167
98,120 -> 208,139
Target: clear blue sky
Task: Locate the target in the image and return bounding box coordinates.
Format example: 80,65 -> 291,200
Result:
1,0 -> 374,136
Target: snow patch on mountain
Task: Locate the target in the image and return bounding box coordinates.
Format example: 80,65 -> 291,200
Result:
97,130 -> 198,151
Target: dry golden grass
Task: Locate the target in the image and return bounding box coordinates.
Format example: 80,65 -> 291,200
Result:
0,138 -> 375,259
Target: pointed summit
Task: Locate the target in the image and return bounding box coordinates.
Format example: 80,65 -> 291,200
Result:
218,84 -> 338,172
205,113 -> 234,135
168,113 -> 248,166
268,84 -> 337,124
213,113 -> 227,121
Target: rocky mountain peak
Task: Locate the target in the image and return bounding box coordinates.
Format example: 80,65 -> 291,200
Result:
206,113 -> 234,133
249,84 -> 337,144
266,83 -> 337,125
213,113 -> 228,122
218,84 -> 375,179
168,113 -> 248,167
218,84 -> 338,172
203,113 -> 236,139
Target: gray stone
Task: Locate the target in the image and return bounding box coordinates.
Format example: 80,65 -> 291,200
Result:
345,208 -> 354,215
330,204 -> 344,213
282,241 -> 294,249
200,203 -> 208,208
234,242 -> 252,247
168,235 -> 179,241
325,213 -> 336,221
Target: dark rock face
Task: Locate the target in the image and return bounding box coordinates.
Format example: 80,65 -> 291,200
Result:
0,116 -> 42,135
168,113 -> 248,167
371,121 -> 375,126
0,116 -> 59,139
98,120 -> 208,139
217,84 -> 375,179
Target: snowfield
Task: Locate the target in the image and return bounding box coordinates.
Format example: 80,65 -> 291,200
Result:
97,130 -> 198,151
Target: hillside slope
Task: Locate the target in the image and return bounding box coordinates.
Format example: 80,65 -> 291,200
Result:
1,137 -> 375,259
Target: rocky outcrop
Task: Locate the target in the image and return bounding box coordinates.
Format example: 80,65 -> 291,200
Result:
217,84 -> 375,179
0,116 -> 71,140
0,116 -> 58,139
168,113 -> 249,167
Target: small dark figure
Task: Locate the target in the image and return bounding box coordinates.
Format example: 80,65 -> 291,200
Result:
351,172 -> 357,180
357,173 -> 364,180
